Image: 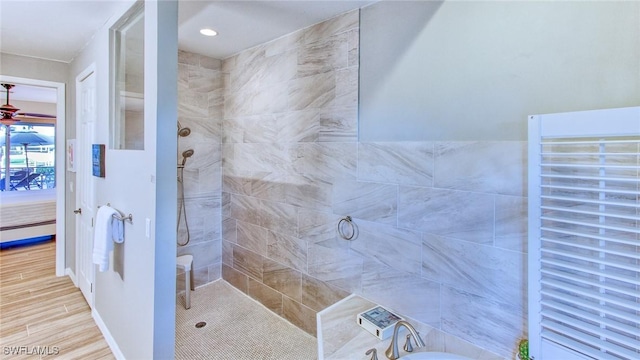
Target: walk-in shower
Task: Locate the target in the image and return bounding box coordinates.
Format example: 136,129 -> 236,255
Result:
177,122 -> 194,246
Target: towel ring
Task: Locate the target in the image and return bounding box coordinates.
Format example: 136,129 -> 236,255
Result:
337,216 -> 356,240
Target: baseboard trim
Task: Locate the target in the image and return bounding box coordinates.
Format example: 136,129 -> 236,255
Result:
65,267 -> 77,287
92,309 -> 125,360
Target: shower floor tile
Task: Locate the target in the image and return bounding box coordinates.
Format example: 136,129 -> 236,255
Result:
175,280 -> 318,360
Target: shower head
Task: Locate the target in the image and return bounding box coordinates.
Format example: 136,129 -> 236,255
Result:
181,149 -> 194,166
178,126 -> 191,137
177,121 -> 191,137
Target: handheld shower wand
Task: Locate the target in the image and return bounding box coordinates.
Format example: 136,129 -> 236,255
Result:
179,149 -> 194,167
177,121 -> 194,247
177,149 -> 194,246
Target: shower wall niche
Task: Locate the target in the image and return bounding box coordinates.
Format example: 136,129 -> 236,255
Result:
175,50 -> 224,289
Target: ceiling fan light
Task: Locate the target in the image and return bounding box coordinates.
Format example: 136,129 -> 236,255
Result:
0,103 -> 19,114
0,116 -> 20,126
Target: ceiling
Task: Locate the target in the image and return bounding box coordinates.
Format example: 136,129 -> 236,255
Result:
1,0 -> 375,105
6,84 -> 57,103
178,1 -> 375,59
0,1 -> 127,63
1,0 -> 376,64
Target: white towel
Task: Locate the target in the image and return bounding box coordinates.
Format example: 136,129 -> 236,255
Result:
92,205 -> 118,272
112,215 -> 124,244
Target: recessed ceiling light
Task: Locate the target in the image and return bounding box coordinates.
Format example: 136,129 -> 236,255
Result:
200,28 -> 218,37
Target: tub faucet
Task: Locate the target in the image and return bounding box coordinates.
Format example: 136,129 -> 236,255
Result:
385,320 -> 426,360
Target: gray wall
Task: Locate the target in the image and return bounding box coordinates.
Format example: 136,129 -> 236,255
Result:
359,0 -> 640,141
0,53 -> 69,83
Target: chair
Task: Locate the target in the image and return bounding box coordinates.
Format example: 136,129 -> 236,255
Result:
11,173 -> 42,190
12,170 -> 27,180
4,171 -> 27,190
176,255 -> 195,309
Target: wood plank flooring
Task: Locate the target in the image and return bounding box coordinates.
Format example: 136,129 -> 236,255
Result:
0,240 -> 114,359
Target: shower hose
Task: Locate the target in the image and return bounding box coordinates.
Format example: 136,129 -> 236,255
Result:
177,166 -> 190,246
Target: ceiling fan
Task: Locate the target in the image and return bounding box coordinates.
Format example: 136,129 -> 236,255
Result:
1,83 -> 56,126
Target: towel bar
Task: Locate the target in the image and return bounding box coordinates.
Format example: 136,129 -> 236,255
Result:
98,203 -> 133,223
113,213 -> 133,223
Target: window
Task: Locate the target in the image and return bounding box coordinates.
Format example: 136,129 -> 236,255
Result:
111,2 -> 144,150
0,124 -> 55,191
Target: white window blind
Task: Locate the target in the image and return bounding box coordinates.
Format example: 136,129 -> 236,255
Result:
529,107 -> 640,360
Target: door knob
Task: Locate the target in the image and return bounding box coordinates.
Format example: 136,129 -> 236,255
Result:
73,208 -> 82,214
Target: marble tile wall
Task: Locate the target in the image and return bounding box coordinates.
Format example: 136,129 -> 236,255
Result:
219,10 -> 527,359
358,141 -> 528,358
222,10 -> 359,337
176,50 -> 223,290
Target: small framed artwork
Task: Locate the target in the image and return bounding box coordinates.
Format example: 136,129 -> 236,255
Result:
92,144 -> 105,177
66,139 -> 76,172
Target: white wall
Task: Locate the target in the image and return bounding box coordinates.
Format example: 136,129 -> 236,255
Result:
360,0 -> 640,141
68,1 -> 177,358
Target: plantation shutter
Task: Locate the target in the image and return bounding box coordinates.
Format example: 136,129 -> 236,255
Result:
528,107 -> 640,360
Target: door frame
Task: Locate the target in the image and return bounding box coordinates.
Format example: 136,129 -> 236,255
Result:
74,63 -> 97,306
0,75 -> 66,276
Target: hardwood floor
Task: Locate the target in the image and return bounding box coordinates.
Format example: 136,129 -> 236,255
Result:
0,240 -> 114,359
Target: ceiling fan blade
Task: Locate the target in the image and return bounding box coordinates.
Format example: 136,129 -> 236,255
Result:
0,85 -> 55,124
15,112 -> 56,118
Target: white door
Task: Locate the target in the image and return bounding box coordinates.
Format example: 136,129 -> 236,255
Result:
75,68 -> 97,307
